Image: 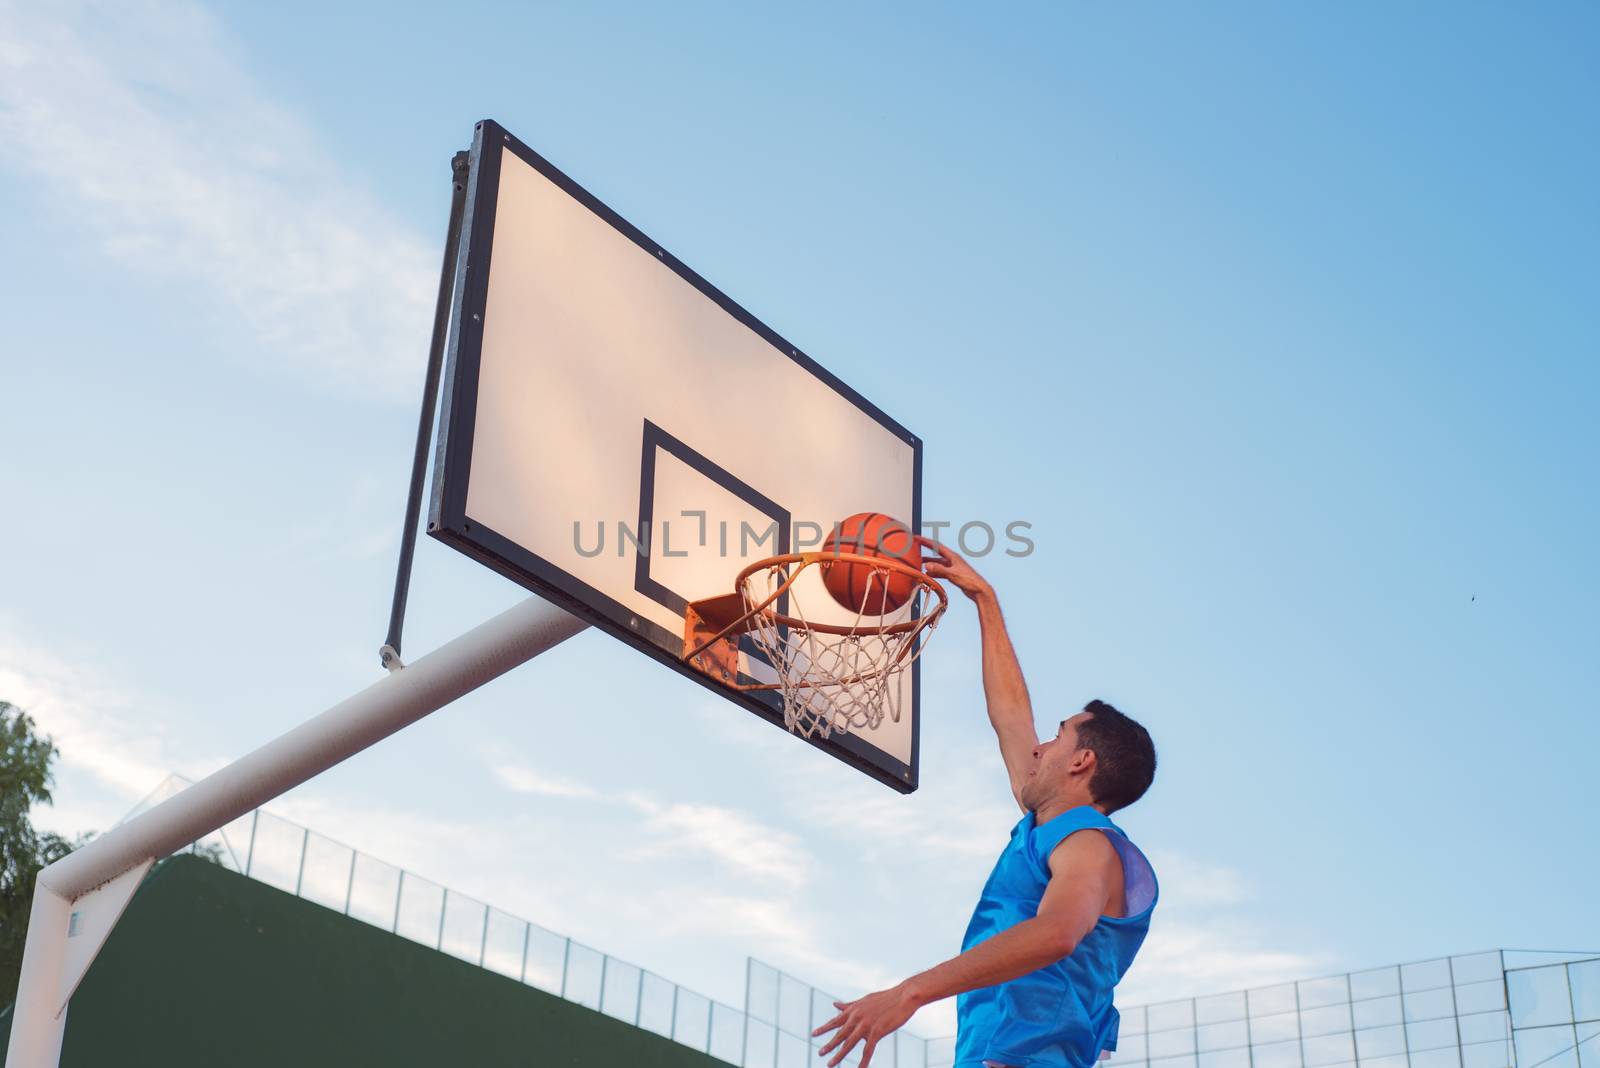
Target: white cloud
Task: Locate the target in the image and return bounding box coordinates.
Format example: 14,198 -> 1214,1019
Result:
492,763 -> 599,800
1144,849 -> 1252,908
1112,853 -> 1325,1002
0,0 -> 436,399
490,754 -> 816,888
622,793 -> 814,889
0,623 -> 226,833
1118,920 -> 1326,1006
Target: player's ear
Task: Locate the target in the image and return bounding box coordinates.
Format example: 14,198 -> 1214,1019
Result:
1071,747 -> 1096,775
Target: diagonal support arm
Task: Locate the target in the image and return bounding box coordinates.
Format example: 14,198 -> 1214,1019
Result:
5,595 -> 586,1067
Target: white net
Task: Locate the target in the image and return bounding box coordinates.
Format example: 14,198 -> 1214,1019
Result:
736,558 -> 944,739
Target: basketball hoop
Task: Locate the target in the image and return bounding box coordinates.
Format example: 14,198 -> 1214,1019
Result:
681,552 -> 948,739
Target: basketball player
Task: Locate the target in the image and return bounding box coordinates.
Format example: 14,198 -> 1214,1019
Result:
813,542 -> 1159,1068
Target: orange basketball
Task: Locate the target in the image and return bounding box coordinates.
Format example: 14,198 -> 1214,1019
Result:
820,513 -> 921,615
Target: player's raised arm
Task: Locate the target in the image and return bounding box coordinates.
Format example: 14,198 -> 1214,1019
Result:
923,542 -> 1038,811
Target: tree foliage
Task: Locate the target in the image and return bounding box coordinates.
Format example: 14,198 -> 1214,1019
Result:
1,700 -> 77,1009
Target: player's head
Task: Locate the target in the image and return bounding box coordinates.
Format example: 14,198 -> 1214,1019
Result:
1021,699 -> 1156,815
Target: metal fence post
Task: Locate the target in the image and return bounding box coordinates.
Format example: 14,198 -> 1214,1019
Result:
1498,951 -> 1510,1068
1294,981 -> 1305,1067
1565,963 -> 1581,1068
1447,957 -> 1465,1067
241,808 -> 257,876
293,826 -> 310,897
436,888 -> 449,951
808,976 -> 816,1057
1245,989 -> 1257,1068
742,959 -> 752,1067
342,850 -> 356,915
1345,972 -> 1359,1068
1399,968 -> 1414,1068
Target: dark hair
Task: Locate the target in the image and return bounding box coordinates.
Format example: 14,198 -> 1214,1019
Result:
1075,699 -> 1157,813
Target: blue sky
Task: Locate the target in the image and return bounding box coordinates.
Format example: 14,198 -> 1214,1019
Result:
2,0 -> 1596,1035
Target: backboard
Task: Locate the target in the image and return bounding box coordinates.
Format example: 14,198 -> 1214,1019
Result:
429,120 -> 923,792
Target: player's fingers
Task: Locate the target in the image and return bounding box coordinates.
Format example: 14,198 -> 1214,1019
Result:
860,1034 -> 880,1068
822,1024 -> 861,1065
813,1010 -> 846,1037
827,1032 -> 860,1068
817,1024 -> 850,1058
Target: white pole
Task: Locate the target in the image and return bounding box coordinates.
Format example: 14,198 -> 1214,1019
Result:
6,595 -> 586,1067
9,886 -> 71,1066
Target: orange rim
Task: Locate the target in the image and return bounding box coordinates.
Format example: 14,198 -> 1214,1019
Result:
683,551 -> 948,665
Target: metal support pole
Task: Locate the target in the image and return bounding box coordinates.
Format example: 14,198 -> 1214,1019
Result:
6,595 -> 586,1067
382,149 -> 472,668
10,887 -> 71,1066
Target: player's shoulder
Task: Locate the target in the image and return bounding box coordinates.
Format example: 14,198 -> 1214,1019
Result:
1043,823 -> 1120,877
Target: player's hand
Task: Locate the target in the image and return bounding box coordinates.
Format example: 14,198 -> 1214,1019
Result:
920,540 -> 993,603
812,984 -> 922,1068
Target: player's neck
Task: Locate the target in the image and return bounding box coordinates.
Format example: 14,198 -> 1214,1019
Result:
1033,791 -> 1108,823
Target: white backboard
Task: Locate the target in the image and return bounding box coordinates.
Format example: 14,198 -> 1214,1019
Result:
430,120 -> 923,791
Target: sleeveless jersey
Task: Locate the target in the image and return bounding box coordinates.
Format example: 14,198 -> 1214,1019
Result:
954,806 -> 1158,1068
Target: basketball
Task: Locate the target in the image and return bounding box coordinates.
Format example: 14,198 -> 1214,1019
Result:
820,513 -> 922,615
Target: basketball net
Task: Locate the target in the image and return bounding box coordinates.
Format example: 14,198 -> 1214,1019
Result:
732,555 -> 947,739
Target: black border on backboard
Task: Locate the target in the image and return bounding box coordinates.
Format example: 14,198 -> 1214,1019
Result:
427,119 -> 923,793
633,419 -> 792,617
635,419 -> 792,689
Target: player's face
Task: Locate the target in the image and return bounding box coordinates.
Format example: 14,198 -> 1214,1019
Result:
1021,712 -> 1092,808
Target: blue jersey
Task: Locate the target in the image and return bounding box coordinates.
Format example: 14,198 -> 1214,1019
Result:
954,806 -> 1158,1068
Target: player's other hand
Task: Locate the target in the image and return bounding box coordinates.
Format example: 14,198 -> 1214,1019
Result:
920,540 -> 993,603
812,984 -> 922,1068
